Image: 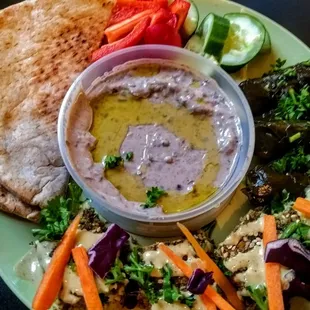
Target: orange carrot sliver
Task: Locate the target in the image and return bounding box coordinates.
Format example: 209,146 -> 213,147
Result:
177,222 -> 244,310
72,246 -> 103,310
201,294 -> 217,310
293,197 -> 310,218
263,215 -> 284,310
32,214 -> 81,310
105,9 -> 154,43
158,243 -> 235,310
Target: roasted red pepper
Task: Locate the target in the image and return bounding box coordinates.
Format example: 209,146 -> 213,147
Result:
92,17 -> 151,62
169,0 -> 190,31
116,0 -> 167,7
144,23 -> 182,47
150,8 -> 174,27
166,13 -> 178,28
105,9 -> 155,43
109,0 -> 168,25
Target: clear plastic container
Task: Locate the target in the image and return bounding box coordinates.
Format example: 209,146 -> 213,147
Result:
58,45 -> 254,237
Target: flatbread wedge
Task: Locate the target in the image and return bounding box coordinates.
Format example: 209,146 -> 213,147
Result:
0,0 -> 114,218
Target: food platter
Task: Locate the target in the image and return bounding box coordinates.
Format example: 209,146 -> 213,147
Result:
0,0 -> 310,309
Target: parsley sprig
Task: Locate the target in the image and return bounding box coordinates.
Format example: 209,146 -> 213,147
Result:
161,264 -> 195,307
274,86 -> 310,120
104,152 -> 134,169
32,182 -> 83,241
269,58 -> 286,73
247,285 -> 268,310
141,187 -> 167,209
105,258 -> 126,285
124,247 -> 158,304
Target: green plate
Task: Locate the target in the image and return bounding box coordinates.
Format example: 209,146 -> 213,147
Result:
0,0 -> 310,308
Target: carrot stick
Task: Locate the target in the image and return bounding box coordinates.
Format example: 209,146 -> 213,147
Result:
32,214 -> 82,310
263,215 -> 284,310
158,243 -> 235,310
72,246 -> 103,310
201,295 -> 217,310
293,197 -> 310,218
177,222 -> 244,310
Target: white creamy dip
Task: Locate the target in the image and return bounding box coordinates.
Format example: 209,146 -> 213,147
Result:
15,230 -> 107,305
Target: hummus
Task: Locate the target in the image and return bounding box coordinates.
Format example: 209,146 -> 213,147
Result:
66,60 -> 241,215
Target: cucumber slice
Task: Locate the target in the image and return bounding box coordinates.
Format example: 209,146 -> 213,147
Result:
260,29 -> 271,54
181,0 -> 199,40
197,13 -> 230,58
185,34 -> 204,54
220,13 -> 266,72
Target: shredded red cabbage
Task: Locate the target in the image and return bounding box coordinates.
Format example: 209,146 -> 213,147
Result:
187,269 -> 214,295
265,238 -> 310,281
88,224 -> 129,278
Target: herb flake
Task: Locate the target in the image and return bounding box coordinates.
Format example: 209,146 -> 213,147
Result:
125,152 -> 134,161
141,187 -> 167,209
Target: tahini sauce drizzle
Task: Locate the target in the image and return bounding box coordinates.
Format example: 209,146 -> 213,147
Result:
143,240 -> 203,277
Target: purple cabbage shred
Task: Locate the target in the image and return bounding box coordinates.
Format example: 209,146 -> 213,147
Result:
88,224 -> 129,278
187,269 -> 214,295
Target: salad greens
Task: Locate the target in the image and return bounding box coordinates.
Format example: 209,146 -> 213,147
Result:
247,285 -> 268,310
141,187 -> 167,209
32,182 -> 83,241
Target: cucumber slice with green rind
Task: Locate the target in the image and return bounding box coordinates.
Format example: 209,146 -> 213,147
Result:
181,0 -> 199,40
185,34 -> 204,54
196,13 -> 230,58
260,29 -> 271,54
220,12 -> 266,72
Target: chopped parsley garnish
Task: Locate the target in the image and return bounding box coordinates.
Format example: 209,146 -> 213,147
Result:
269,58 -> 286,73
270,146 -> 310,174
141,187 -> 167,209
125,152 -> 134,161
124,247 -> 158,304
103,152 -> 134,169
247,285 -> 268,310
32,182 -> 84,241
104,155 -> 124,169
274,86 -> 310,120
105,258 -> 126,285
161,264 -> 195,307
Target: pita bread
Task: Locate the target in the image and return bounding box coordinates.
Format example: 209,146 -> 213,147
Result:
0,185 -> 40,222
0,0 -> 114,217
